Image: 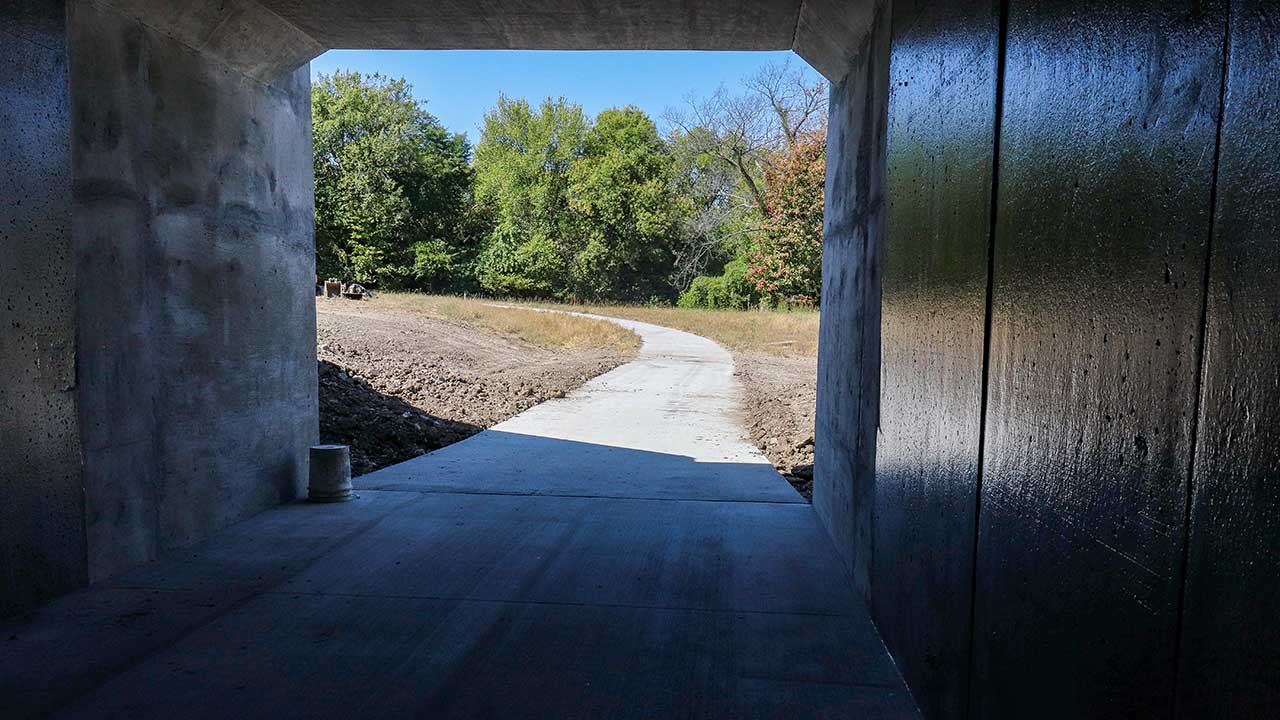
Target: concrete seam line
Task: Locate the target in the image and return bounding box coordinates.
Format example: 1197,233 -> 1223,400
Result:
790,0 -> 808,52
353,487 -> 807,506
1170,6 -> 1234,717
226,0 -> 325,62
0,24 -> 63,53
965,0 -> 1011,715
88,0 -> 316,91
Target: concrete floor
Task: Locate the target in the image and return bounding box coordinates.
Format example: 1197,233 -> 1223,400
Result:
0,315 -> 917,719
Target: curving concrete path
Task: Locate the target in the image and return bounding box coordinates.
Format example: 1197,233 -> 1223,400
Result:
360,309 -> 800,502
1,312 -> 917,719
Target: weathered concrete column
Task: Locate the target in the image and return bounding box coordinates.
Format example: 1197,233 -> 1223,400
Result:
801,0 -> 893,596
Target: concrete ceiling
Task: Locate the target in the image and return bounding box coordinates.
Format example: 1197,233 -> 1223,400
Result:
258,0 -> 801,52
98,0 -> 879,84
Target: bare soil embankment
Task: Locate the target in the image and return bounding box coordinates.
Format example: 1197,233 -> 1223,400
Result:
734,353 -> 817,499
317,297 -> 636,475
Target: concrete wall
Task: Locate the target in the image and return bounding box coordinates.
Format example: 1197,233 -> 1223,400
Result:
972,1 -> 1224,716
0,0 -> 85,617
873,2 -> 998,718
813,0 -> 1280,717
69,0 -> 318,580
813,0 -> 891,598
0,0 -> 317,615
1177,2 -> 1280,716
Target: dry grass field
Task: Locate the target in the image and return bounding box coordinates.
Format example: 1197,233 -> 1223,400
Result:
530,301 -> 820,358
375,292 -> 641,353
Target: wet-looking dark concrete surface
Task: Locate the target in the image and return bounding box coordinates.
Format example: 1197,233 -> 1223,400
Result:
831,0 -> 1280,717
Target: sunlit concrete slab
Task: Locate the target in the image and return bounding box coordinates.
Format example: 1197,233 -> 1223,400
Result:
360,314 -> 802,504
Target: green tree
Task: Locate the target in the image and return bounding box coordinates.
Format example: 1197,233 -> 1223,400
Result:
666,59 -> 829,307
666,127 -> 750,292
567,107 -> 686,301
473,100 -> 687,302
312,71 -> 473,290
472,96 -> 588,296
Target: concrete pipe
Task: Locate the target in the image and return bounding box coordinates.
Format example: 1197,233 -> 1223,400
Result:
308,444 -> 353,502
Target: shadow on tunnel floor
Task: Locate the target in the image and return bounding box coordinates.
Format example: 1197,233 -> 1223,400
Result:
359,428 -> 807,504
0,434 -> 890,719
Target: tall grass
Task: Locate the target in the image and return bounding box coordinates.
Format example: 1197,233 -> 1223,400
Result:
368,293 -> 641,353
529,301 -> 820,358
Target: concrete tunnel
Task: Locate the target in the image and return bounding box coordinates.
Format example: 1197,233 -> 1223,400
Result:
2,0 -> 1278,717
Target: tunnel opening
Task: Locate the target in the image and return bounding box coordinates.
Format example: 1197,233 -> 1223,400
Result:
5,2 -> 897,713
304,49 -> 827,500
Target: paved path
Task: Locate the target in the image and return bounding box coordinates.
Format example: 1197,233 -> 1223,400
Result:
1,313 -> 916,719
363,310 -> 799,502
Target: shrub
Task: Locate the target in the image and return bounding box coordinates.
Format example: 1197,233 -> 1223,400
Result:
677,259 -> 759,309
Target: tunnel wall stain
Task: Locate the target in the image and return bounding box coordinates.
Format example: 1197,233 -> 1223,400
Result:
873,2 -> 1000,718
68,0 -> 319,580
0,0 -> 86,617
1176,1 -> 1280,715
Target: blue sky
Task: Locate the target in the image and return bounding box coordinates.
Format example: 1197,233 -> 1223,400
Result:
310,50 -> 822,143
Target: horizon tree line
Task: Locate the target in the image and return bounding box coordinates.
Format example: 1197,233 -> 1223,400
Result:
312,59 -> 827,308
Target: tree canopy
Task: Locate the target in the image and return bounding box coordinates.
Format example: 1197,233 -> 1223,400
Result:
312,61 -> 828,307
566,107 -> 686,300
471,96 -> 588,297
748,132 -> 827,306
313,71 -> 473,290
472,100 -> 688,302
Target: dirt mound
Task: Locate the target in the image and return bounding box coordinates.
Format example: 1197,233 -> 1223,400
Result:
317,300 -> 633,476
734,352 -> 817,500
319,360 -> 481,475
